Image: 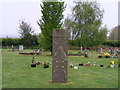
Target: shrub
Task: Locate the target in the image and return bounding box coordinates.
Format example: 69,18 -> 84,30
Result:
103,40 -> 120,47
2,37 -> 39,48
2,38 -> 22,46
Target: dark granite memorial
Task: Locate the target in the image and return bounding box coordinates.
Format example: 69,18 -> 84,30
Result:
52,30 -> 68,83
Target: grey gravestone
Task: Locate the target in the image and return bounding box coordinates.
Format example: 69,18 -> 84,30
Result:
11,45 -> 14,52
100,48 -> 103,53
110,48 -> 114,55
96,48 -> 99,52
84,49 -> 88,57
52,30 -> 68,83
7,46 -> 9,49
114,48 -> 118,55
80,46 -> 82,52
19,45 -> 24,51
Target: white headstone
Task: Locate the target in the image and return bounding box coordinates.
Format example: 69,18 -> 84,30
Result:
11,45 -> 14,52
19,45 -> 24,51
12,45 -> 14,48
100,48 -> 103,53
80,46 -> 82,52
84,49 -> 89,57
7,46 -> 9,49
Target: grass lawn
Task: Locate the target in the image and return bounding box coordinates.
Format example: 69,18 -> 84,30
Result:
2,49 -> 118,88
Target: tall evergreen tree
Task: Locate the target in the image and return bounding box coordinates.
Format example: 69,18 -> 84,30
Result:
37,1 -> 65,53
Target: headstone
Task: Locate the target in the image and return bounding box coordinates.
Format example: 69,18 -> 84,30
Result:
96,48 -> 99,52
7,46 -> 9,49
114,49 -> 119,55
52,30 -> 68,83
110,48 -> 114,55
84,49 -> 88,57
80,46 -> 82,52
11,45 -> 14,52
100,48 -> 103,53
32,57 -> 35,63
19,45 -> 24,51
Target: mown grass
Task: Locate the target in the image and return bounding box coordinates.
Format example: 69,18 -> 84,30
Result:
2,49 -> 118,88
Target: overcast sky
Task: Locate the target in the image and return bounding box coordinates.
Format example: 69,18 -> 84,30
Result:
0,0 -> 119,38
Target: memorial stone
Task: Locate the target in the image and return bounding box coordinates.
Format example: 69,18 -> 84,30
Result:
100,48 -> 103,53
12,45 -> 14,52
52,30 -> 68,83
19,45 -> 24,51
80,46 -> 82,52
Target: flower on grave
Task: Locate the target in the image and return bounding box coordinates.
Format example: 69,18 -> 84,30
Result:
110,61 -> 115,64
44,61 -> 49,65
88,62 -> 90,64
94,64 -> 97,66
74,66 -> 79,69
36,61 -> 41,65
70,63 -> 74,68
103,53 -> 110,58
44,61 -> 50,68
113,54 -> 118,58
110,64 -> 114,68
103,53 -> 110,56
45,61 -> 49,63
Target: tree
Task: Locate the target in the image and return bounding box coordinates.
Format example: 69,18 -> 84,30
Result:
108,26 -> 119,40
64,1 -> 107,47
37,1 -> 65,53
19,20 -> 38,47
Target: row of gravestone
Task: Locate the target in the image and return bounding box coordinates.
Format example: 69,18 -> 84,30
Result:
80,46 -> 119,55
9,45 -> 24,52
80,46 -> 119,53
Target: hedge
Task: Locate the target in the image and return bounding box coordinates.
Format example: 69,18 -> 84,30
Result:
103,40 -> 120,47
2,38 -> 120,48
2,38 -> 22,46
68,40 -> 120,49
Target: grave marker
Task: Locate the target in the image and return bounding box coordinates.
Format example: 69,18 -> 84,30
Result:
100,48 -> 103,53
84,49 -> 88,57
80,46 -> 82,52
110,48 -> 114,55
52,30 -> 68,83
19,45 -> 24,51
11,45 -> 14,52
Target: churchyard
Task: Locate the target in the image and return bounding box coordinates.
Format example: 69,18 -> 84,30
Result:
1,1 -> 119,89
2,47 -> 119,88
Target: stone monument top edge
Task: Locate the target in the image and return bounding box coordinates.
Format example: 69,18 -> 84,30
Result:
53,29 -> 68,38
